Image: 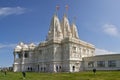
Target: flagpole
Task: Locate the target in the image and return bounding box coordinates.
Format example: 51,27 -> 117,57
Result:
65,5 -> 68,17
56,5 -> 59,16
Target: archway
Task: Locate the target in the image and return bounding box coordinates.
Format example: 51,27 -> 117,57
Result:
72,66 -> 75,72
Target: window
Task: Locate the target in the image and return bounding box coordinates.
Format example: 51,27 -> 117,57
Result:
72,66 -> 75,71
16,53 -> 21,58
24,51 -> 29,58
79,48 -> 81,53
16,52 -> 22,58
88,61 -> 94,68
108,60 -> 116,67
73,46 -> 77,53
83,49 -> 86,54
87,49 -> 89,54
18,54 -> 22,58
39,50 -> 42,54
56,66 -> 58,71
97,61 -> 105,67
41,67 -> 43,71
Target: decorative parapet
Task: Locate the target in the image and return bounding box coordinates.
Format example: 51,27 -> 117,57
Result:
61,37 -> 95,49
14,42 -> 36,52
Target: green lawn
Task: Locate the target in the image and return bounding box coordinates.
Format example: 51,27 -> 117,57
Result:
0,71 -> 120,80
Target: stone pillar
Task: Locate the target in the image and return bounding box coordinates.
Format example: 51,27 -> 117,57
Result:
79,48 -> 82,58
21,51 -> 25,71
22,51 -> 25,59
54,64 -> 57,72
13,52 -> 16,62
13,52 -> 16,72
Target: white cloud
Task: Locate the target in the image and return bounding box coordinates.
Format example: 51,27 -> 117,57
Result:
0,7 -> 26,16
0,43 -> 16,49
103,24 -> 120,37
95,48 -> 116,55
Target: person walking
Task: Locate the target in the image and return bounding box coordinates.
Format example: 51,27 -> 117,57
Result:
93,68 -> 96,75
22,71 -> 26,79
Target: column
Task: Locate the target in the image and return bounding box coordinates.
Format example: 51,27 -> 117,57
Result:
13,52 -> 16,72
13,52 -> 16,61
21,51 -> 25,71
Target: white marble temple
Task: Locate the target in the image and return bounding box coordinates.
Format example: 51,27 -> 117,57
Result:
13,13 -> 95,72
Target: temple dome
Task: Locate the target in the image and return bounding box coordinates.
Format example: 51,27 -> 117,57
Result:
19,42 -> 24,46
14,45 -> 22,52
29,43 -> 36,47
29,43 -> 36,49
61,14 -> 72,37
22,44 -> 29,51
47,14 -> 63,40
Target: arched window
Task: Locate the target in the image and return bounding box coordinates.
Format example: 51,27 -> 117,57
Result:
27,67 -> 29,71
24,51 -> 29,58
73,46 -> 77,53
16,53 -> 21,58
39,50 -> 42,55
72,66 -> 75,71
41,67 -> 43,71
56,66 -> 58,72
59,66 -> 61,69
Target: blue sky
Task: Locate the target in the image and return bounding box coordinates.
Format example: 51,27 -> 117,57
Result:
0,0 -> 120,67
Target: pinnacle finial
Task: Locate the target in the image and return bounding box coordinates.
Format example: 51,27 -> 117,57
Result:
65,5 -> 68,11
65,5 -> 69,17
55,5 -> 60,16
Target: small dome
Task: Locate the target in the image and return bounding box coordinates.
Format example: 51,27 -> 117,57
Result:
16,45 -> 22,49
22,44 -> 29,51
23,44 -> 28,49
29,43 -> 36,47
14,45 -> 22,52
29,43 -> 36,49
19,42 -> 24,46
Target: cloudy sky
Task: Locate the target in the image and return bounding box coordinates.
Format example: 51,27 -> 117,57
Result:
0,0 -> 120,67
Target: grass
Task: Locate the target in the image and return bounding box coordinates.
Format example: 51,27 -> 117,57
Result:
0,71 -> 120,80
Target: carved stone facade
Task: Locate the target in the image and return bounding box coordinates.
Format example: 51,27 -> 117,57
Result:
13,14 -> 95,72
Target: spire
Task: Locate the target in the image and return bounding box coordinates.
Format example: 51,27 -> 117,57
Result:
47,12 -> 63,41
61,14 -> 72,38
71,23 -> 79,39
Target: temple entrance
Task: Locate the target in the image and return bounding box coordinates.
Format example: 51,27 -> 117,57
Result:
72,66 -> 75,72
